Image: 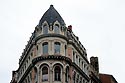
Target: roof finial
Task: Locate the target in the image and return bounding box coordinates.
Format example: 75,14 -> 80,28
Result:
50,4 -> 53,7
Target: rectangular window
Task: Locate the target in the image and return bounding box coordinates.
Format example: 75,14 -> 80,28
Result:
54,42 -> 60,54
42,42 -> 48,54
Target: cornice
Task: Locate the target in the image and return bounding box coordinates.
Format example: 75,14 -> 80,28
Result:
32,55 -> 72,65
18,64 -> 33,83
34,34 -> 68,43
72,62 -> 90,82
90,72 -> 102,83
68,41 -> 89,64
18,55 -> 90,83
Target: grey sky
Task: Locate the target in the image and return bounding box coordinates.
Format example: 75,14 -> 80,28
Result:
0,0 -> 125,83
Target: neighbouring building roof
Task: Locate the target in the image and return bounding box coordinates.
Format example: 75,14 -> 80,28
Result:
99,74 -> 118,83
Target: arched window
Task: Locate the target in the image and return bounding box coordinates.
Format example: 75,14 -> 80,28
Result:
73,51 -> 75,62
54,42 -> 60,54
79,77 -> 82,83
82,61 -> 84,70
54,66 -> 61,81
25,79 -> 27,83
73,72 -> 76,83
34,68 -> 37,83
65,45 -> 67,56
29,73 -> 32,83
54,25 -> 59,34
79,58 -> 81,66
43,25 -> 48,34
76,74 -> 79,83
36,45 -> 38,50
65,67 -> 69,82
42,66 -> 48,81
27,76 -> 30,83
83,79 -> 85,83
42,42 -> 48,54
76,55 -> 78,64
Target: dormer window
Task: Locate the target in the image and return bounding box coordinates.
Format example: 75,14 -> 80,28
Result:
43,25 -> 48,34
54,25 -> 59,34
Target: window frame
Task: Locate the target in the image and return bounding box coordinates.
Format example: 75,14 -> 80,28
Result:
43,25 -> 48,34
54,42 -> 61,54
34,67 -> 38,83
42,42 -> 48,55
54,65 -> 61,81
54,24 -> 60,34
65,67 -> 69,82
42,66 -> 49,82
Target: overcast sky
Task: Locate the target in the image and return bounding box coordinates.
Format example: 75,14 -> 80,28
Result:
0,0 -> 125,83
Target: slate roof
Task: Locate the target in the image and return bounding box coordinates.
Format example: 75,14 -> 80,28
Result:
38,5 -> 65,26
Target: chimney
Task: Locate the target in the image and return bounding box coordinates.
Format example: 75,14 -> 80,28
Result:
90,57 -> 99,74
68,25 -> 72,32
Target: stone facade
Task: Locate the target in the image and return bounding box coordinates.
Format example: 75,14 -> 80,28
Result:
10,5 -> 102,83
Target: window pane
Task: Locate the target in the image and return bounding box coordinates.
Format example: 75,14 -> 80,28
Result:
65,67 -> 69,82
43,74 -> 48,81
43,26 -> 48,34
73,72 -> 76,83
54,66 -> 61,81
54,25 -> 59,34
54,42 -> 60,54
34,68 -> 37,83
42,67 -> 48,81
73,51 -> 75,62
76,55 -> 78,64
43,42 -> 48,54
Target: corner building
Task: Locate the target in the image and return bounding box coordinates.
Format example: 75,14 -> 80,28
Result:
10,5 -> 101,83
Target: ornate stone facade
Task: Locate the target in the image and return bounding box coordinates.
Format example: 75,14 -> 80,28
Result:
10,5 -> 101,83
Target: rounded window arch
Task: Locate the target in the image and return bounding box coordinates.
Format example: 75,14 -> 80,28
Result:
79,58 -> 81,66
79,77 -> 82,83
42,66 -> 49,81
73,71 -> 76,83
54,42 -> 60,54
27,75 -> 30,83
54,65 -> 62,81
34,67 -> 38,83
42,42 -> 48,55
24,79 -> 27,83
43,25 -> 48,34
65,45 -> 67,56
76,74 -> 79,83
82,61 -> 84,70
65,66 -> 69,82
54,24 -> 60,34
73,51 -> 75,62
83,79 -> 85,83
76,55 -> 78,64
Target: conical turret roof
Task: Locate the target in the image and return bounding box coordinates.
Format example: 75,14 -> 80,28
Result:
38,5 -> 65,26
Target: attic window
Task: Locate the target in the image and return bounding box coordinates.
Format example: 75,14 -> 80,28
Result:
54,24 -> 59,34
43,25 -> 48,34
